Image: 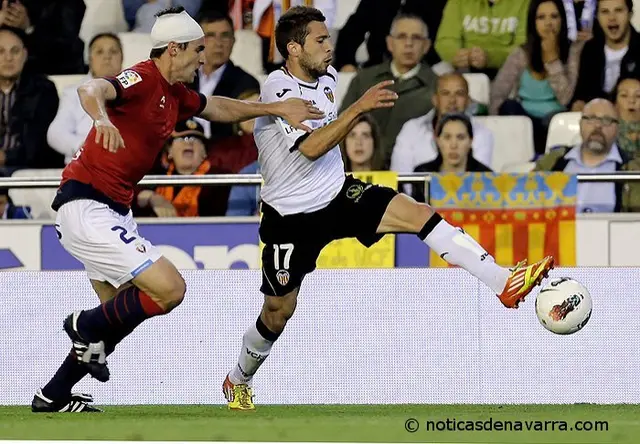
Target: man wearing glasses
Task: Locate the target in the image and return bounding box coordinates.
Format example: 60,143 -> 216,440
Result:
536,98 -> 640,212
340,14 -> 438,168
192,9 -> 261,139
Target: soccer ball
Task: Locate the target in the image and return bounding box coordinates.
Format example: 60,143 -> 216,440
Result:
535,277 -> 592,335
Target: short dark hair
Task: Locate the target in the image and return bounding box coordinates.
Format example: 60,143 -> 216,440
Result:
197,9 -> 234,31
89,32 -> 122,54
436,112 -> 474,139
155,5 -> 186,17
275,6 -> 325,59
389,13 -> 429,37
150,42 -> 188,59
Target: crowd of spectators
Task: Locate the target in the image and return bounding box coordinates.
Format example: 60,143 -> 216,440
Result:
2,0 -> 640,219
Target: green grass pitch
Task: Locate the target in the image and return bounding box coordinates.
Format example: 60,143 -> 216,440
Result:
1,404 -> 639,443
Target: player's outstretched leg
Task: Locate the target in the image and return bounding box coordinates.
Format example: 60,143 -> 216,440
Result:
223,288 -> 298,410
378,194 -> 554,308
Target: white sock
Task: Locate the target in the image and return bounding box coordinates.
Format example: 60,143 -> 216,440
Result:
229,322 -> 274,385
423,218 -> 510,294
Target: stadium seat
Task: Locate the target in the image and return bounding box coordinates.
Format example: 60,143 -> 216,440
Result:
336,72 -> 355,108
230,30 -> 264,79
475,116 -> 535,172
633,0 -> 640,31
501,161 -> 536,173
48,75 -> 86,97
463,73 -> 490,106
546,112 -> 581,152
80,0 -> 129,61
118,32 -> 153,69
8,169 -> 63,220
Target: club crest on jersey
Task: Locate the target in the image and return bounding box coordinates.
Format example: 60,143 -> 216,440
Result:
276,270 -> 290,286
116,70 -> 142,89
323,86 -> 335,103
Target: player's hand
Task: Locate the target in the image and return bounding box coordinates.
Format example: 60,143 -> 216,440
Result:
276,98 -> 324,133
354,80 -> 398,113
94,118 -> 125,153
149,193 -> 177,218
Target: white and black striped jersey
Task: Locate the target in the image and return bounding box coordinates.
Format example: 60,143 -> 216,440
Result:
254,65 -> 345,215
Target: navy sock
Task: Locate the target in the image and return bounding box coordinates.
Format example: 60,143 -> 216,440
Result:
41,351 -> 89,401
41,322 -> 138,401
77,287 -> 163,342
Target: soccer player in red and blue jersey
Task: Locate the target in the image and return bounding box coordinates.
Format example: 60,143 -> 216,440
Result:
31,6 -> 323,413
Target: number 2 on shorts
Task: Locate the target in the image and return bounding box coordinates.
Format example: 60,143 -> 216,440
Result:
273,243 -> 294,270
111,225 -> 137,244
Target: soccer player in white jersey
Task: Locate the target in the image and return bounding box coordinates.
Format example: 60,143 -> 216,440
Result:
222,6 -> 555,410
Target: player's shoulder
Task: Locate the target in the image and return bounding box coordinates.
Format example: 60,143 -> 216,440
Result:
114,60 -> 155,88
263,68 -> 298,89
262,68 -> 300,100
321,65 -> 338,86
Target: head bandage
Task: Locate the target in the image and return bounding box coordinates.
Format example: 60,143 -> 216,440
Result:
150,10 -> 204,49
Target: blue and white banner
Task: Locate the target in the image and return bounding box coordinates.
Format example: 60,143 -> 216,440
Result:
0,220 -> 430,271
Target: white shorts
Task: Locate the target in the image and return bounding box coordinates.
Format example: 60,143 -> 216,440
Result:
55,199 -> 162,288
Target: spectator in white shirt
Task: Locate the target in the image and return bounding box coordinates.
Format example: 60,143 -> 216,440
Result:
390,72 -> 494,174
47,33 -> 123,164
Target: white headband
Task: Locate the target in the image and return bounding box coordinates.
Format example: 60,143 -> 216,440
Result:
150,10 -> 204,49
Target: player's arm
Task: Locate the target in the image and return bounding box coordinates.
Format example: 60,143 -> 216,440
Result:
77,78 -> 125,152
296,80 -> 397,161
199,95 -> 324,133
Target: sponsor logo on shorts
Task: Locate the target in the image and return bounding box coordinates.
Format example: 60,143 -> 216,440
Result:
346,183 -> 372,202
347,184 -> 364,200
276,270 -> 290,286
136,243 -> 147,254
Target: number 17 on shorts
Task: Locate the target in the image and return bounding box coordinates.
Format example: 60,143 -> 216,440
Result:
261,242 -> 308,297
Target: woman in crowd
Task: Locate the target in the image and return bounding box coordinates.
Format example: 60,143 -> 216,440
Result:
340,114 -> 384,172
490,0 -> 585,154
413,113 -> 492,202
615,75 -> 640,159
47,33 -> 124,164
